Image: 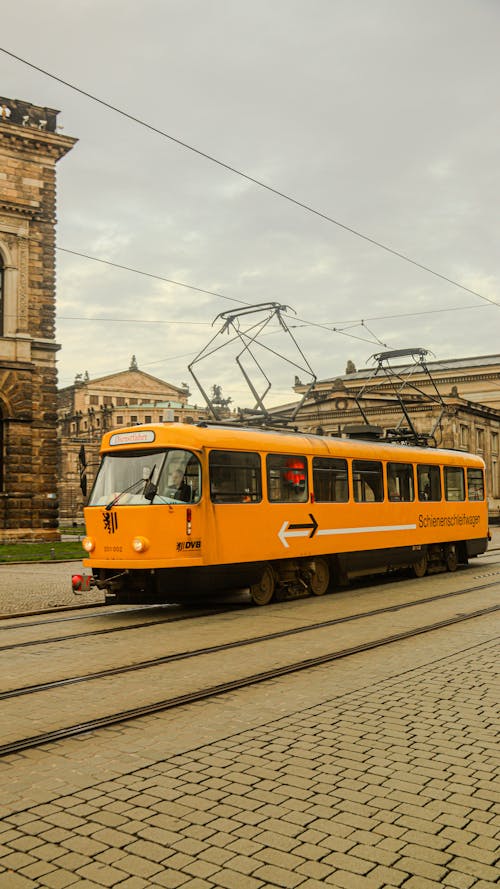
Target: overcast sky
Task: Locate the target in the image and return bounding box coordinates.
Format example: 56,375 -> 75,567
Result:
2,0 -> 499,408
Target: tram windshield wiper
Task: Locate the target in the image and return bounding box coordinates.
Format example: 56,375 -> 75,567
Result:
105,464 -> 157,510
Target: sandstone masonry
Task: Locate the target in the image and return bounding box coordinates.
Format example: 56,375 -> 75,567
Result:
0,96 -> 76,540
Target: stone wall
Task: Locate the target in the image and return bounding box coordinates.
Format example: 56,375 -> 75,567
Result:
0,98 -> 76,540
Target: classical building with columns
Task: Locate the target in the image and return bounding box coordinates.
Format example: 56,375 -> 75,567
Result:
287,353 -> 500,514
57,361 -> 209,523
0,96 -> 76,540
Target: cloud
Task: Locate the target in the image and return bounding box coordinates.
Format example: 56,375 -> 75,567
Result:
2,0 -> 499,408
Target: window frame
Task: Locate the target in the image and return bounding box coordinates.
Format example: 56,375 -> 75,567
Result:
89,447 -> 201,506
0,252 -> 4,338
467,467 -> 485,501
417,464 -> 442,502
444,466 -> 465,502
312,456 -> 349,503
209,450 -> 262,503
386,462 -> 415,502
352,459 -> 383,503
266,453 -> 309,503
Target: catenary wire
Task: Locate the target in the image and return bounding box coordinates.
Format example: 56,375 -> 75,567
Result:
56,248 -> 389,347
1,45 -> 499,311
58,248 -> 248,306
56,248 -> 493,328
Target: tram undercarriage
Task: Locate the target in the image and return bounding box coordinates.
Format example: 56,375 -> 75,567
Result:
88,537 -> 487,606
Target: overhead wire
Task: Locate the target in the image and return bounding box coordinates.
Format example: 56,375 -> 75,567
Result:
58,248 -> 248,306
1,45 -> 499,312
56,248 -> 390,348
3,46 -> 499,392
56,247 -> 495,329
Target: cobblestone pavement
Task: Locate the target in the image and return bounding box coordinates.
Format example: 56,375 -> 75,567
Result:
0,611 -> 498,888
0,561 -> 103,615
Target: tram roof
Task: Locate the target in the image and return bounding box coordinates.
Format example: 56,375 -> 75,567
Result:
99,422 -> 484,466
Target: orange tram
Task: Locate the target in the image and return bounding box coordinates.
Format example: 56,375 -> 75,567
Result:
76,422 -> 489,606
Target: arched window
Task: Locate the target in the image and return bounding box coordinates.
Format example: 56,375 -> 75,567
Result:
0,402 -> 3,491
0,253 -> 4,337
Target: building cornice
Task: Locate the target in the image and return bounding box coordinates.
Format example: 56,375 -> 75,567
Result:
0,121 -> 77,160
0,199 -> 35,219
31,339 -> 61,353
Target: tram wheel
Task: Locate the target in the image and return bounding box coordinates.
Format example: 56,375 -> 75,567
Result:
412,553 -> 428,578
250,564 -> 275,606
309,558 -> 330,595
445,544 -> 458,572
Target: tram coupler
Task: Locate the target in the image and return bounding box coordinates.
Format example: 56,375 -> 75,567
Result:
93,570 -> 130,591
71,572 -> 95,594
71,570 -> 129,595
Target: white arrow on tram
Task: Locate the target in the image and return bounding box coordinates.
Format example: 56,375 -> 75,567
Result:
278,514 -> 318,548
278,517 -> 417,549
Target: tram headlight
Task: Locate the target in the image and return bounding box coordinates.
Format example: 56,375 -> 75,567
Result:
132,536 -> 149,553
82,536 -> 95,553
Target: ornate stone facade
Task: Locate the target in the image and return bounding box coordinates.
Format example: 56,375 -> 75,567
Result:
289,354 -> 500,513
57,363 -> 209,523
0,97 -> 76,540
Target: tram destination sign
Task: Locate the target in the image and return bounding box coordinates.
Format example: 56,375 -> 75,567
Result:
109,430 -> 156,446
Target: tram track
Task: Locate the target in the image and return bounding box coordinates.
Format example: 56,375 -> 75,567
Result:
0,600 -> 104,621
1,553 -> 498,628
0,581 -> 498,757
0,603 -> 244,650
0,575 -> 499,656
0,599 -> 225,629
1,578 -> 499,696
2,550 -> 498,626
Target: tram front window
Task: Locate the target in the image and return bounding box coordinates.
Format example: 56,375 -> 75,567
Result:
89,449 -> 201,506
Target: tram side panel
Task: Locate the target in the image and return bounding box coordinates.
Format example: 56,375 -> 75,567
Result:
207,496 -> 488,579
82,476 -> 488,598
79,425 -> 489,601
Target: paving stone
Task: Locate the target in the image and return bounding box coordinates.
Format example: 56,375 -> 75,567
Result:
0,874 -> 40,889
321,849 -> 375,874
212,868 -> 265,889
152,870 -> 190,888
1,851 -> 38,870
446,840 -> 499,865
442,871 -> 477,888
51,851 -> 92,871
111,878 -> 150,889
448,858 -> 500,882
364,864 -> 408,887
17,861 -> 55,881
226,837 -> 264,856
402,877 -> 446,889
252,862 -> 304,887
1,607 -> 498,889
394,855 -> 448,881
323,869 -> 385,888
37,869 -> 80,888
73,861 -> 126,886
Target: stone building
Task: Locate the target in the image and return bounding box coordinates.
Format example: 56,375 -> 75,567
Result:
57,361 -> 209,522
0,97 -> 76,540
288,353 -> 500,513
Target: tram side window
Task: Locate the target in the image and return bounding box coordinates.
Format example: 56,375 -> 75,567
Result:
158,450 -> 202,503
352,460 -> 383,502
209,450 -> 261,503
386,463 -> 414,501
444,466 -> 465,501
313,457 -> 348,502
267,454 -> 308,503
417,465 -> 441,501
467,468 -> 485,501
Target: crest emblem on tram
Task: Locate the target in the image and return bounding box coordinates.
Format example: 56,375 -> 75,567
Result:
102,511 -> 118,534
